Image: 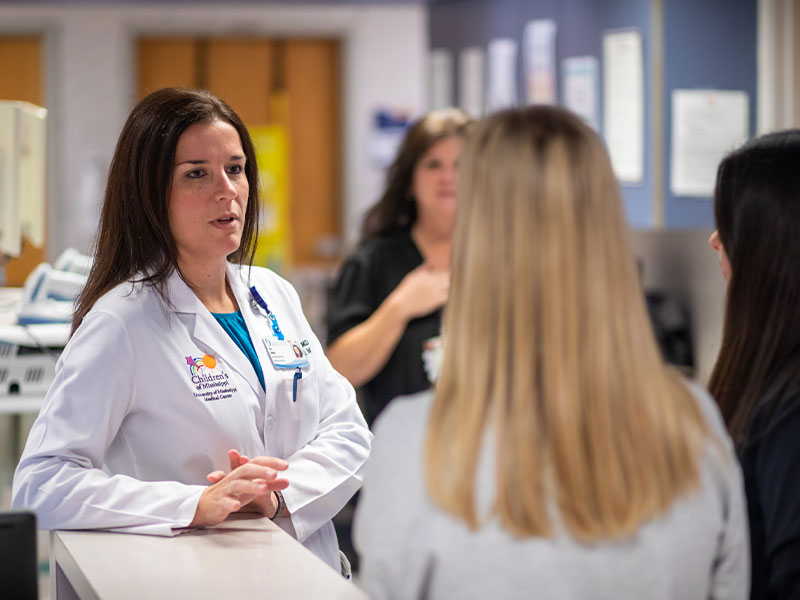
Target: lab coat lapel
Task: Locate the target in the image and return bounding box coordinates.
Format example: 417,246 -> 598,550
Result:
226,264 -> 274,384
166,268 -> 264,398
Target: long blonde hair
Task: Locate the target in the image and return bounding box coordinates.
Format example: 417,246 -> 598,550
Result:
426,106 -> 708,540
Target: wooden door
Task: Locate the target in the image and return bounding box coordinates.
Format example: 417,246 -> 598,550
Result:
285,39 -> 341,266
0,35 -> 45,286
137,37 -> 197,95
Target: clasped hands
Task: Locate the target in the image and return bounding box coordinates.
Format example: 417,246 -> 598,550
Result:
190,449 -> 289,527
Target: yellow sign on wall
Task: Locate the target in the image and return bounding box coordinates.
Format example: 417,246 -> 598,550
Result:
250,124 -> 290,272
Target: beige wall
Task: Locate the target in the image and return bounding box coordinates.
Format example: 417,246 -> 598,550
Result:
630,228 -> 727,385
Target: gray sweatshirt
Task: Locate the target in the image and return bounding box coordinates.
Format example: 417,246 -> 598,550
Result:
353,384 -> 749,600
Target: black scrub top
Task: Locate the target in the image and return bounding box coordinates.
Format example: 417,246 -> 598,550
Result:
740,396 -> 800,600
327,230 -> 440,426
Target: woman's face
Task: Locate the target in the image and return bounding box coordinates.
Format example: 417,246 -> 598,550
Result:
411,135 -> 464,233
709,230 -> 732,282
168,119 -> 249,268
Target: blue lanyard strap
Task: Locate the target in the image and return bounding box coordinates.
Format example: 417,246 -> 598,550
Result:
250,285 -> 285,340
268,314 -> 284,340
292,367 -> 302,402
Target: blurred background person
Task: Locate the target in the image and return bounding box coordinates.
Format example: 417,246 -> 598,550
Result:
354,106 -> 748,599
326,108 -> 472,426
708,130 -> 800,600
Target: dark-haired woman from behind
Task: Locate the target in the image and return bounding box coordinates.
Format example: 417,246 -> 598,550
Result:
708,129 -> 800,599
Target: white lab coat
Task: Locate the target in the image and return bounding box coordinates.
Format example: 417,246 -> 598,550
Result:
12,263 -> 372,571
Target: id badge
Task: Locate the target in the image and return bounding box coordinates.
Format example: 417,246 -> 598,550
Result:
264,336 -> 310,369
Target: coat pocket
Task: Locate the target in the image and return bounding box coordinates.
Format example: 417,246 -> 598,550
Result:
277,368 -> 319,452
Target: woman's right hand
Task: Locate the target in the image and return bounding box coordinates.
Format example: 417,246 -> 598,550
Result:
389,264 -> 450,322
190,454 -> 289,527
326,263 -> 450,388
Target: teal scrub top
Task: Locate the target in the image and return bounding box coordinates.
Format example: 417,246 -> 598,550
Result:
211,311 -> 265,391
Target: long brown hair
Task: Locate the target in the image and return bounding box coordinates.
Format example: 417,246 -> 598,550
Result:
426,106 -> 709,540
72,87 -> 260,332
708,129 -> 800,447
360,108 -> 472,240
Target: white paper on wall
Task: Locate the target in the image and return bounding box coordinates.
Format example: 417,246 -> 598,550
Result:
670,89 -> 749,197
429,49 -> 454,110
523,19 -> 557,105
459,46 -> 485,118
486,38 -> 518,112
602,30 -> 644,184
562,55 -> 599,130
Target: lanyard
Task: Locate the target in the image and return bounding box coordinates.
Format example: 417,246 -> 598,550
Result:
249,286 -> 285,341
250,285 -> 304,402
292,368 -> 303,403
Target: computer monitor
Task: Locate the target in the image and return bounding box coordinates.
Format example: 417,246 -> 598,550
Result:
0,511 -> 38,599
18,103 -> 47,249
0,101 -> 47,258
0,103 -> 22,258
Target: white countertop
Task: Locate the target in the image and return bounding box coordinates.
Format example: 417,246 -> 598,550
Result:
51,514 -> 366,600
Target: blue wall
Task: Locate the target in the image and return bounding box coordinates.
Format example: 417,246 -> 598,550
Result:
429,0 -> 757,229
662,0 -> 757,228
430,0 -> 603,108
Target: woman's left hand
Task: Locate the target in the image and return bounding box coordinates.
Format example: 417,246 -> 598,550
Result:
206,449 -> 286,518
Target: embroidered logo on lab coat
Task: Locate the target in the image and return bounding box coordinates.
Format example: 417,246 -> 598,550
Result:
184,354 -> 237,402
186,354 -> 218,375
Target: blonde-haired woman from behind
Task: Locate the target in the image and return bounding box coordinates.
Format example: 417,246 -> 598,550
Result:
353,106 -> 748,600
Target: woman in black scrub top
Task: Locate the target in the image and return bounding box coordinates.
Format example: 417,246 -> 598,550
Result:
327,109 -> 472,426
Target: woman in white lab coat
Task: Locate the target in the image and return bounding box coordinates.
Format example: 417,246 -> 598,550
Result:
12,87 -> 372,572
